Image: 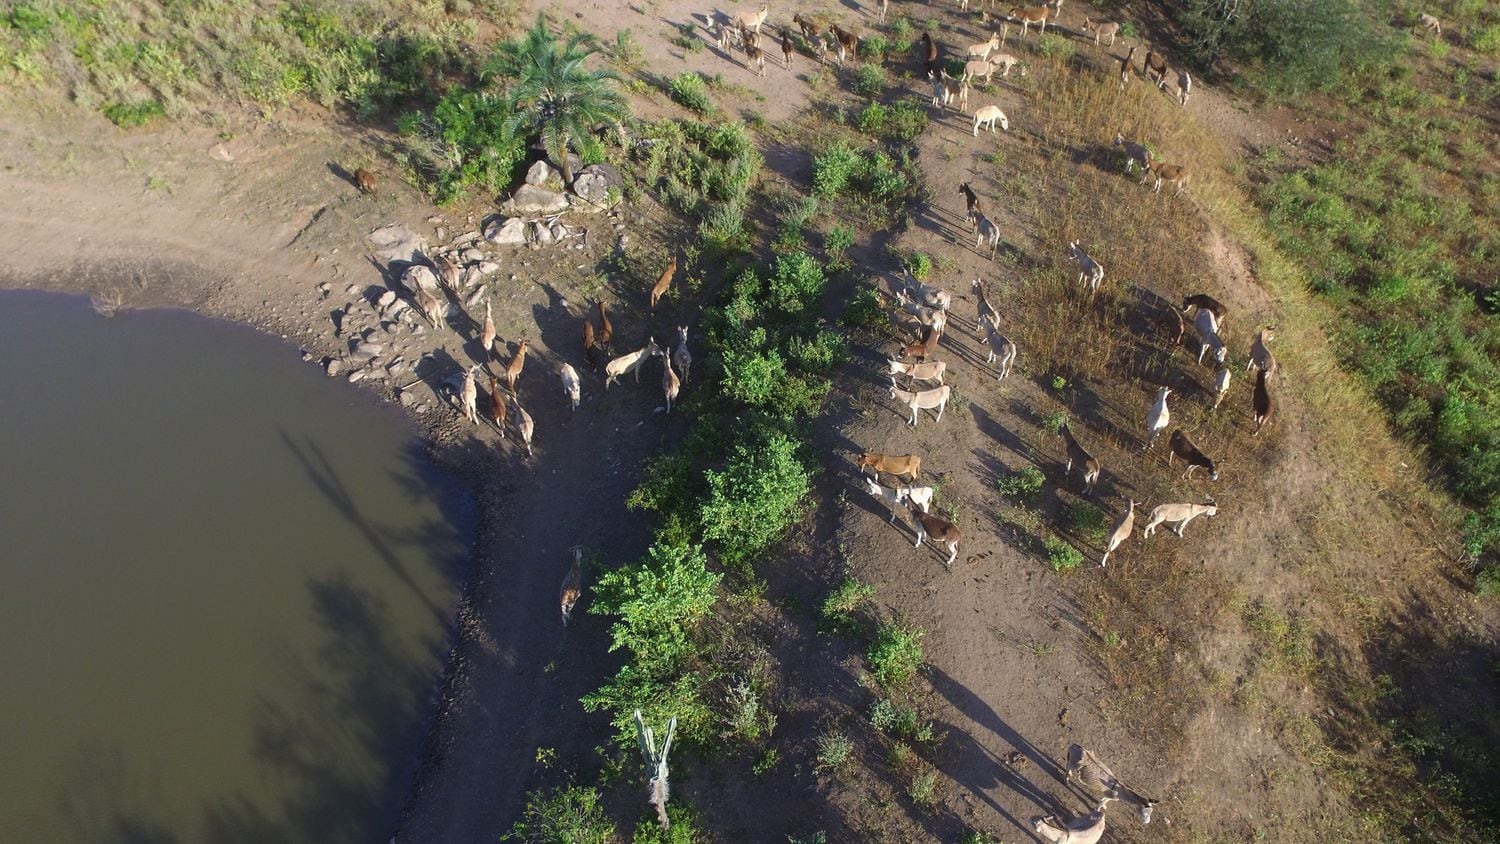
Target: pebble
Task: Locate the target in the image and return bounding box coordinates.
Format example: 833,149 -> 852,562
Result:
325,358 -> 343,376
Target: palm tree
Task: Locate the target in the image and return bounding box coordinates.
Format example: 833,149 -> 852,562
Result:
486,14 -> 628,186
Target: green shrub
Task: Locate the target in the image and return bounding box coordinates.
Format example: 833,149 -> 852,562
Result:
909,769 -> 938,807
1066,501 -> 1110,544
632,805 -> 703,843
101,100 -> 166,128
861,35 -> 890,60
584,540 -> 722,742
997,466 -> 1045,500
789,328 -> 849,373
1180,0 -> 1397,97
904,251 -> 933,280
1473,24 -> 1500,54
1477,567 -> 1500,598
669,71 -> 714,113
856,100 -> 927,142
824,223 -> 855,268
852,63 -> 885,97
812,142 -> 862,199
767,252 -> 828,314
815,732 -> 853,776
1036,33 -> 1075,60
842,287 -> 885,328
870,698 -> 920,736
399,89 -> 525,203
1044,535 -> 1083,571
821,576 -> 875,632
505,785 -> 615,843
869,619 -> 925,688
700,430 -> 812,564
593,541 -> 721,672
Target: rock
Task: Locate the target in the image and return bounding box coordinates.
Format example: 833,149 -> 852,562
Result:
532,222 -> 554,245
462,248 -> 485,264
524,159 -> 559,186
465,285 -> 488,308
348,370 -> 366,383
209,143 -> 234,162
550,223 -> 567,241
461,266 -> 487,288
301,351 -> 313,362
427,215 -> 444,224
435,226 -> 447,242
485,217 -> 528,245
502,184 -> 569,216
399,390 -> 416,407
345,284 -> 360,296
316,281 -> 331,298
401,264 -> 439,293
384,298 -> 410,319
453,230 -> 482,246
387,360 -> 409,376
354,340 -> 384,357
376,290 -> 397,309
367,224 -> 428,264
475,261 -> 500,276
325,358 -> 343,377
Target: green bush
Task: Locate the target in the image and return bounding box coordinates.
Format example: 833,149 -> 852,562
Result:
505,785 -> 615,843
815,732 -> 854,776
842,287 -> 886,328
101,100 -> 166,128
861,35 -> 890,60
789,329 -> 849,373
1066,501 -> 1110,545
904,251 -> 933,280
821,576 -> 875,632
1473,24 -> 1500,54
584,540 -> 722,742
593,541 -> 721,672
1180,0 -> 1397,97
852,64 -> 885,97
767,252 -> 828,314
1044,535 -> 1083,571
1477,567 -> 1500,598
669,71 -> 714,113
700,430 -> 813,564
856,100 -> 927,142
870,698 -> 920,736
1036,33 -> 1075,60
869,619 -> 925,688
997,466 -> 1045,500
812,142 -> 862,199
633,805 -> 703,843
399,89 -> 524,203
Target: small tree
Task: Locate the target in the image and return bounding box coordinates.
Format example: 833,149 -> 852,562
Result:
487,13 -> 629,183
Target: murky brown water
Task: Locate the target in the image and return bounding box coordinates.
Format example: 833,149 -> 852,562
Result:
0,290 -> 469,843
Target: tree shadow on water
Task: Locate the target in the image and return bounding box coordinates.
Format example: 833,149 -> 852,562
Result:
278,429 -> 458,629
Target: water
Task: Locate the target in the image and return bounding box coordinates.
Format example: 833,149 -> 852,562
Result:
0,290 -> 470,843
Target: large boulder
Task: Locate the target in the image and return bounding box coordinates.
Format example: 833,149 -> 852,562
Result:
366,223 -> 428,264
484,216 -> 528,245
524,160 -> 559,186
502,184 -> 570,216
400,264 -> 439,293
572,163 -> 623,204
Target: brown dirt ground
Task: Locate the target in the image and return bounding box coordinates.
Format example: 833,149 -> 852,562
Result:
4,0 -> 1497,841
